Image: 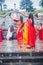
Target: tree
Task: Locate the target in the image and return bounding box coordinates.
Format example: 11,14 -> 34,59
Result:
20,0 -> 35,12
0,0 -> 5,11
39,0 -> 43,7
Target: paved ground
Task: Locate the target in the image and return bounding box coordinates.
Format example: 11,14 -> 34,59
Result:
0,39 -> 43,53
0,39 -> 43,65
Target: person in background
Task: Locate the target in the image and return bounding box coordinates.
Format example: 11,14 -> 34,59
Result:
27,13 -> 36,48
38,23 -> 43,40
6,25 -> 12,40
0,24 -> 2,43
10,25 -> 14,40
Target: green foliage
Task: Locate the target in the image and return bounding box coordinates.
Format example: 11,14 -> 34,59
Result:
32,10 -> 43,14
20,0 -> 35,12
0,11 -> 7,15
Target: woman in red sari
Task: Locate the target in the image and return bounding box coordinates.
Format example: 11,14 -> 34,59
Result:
16,16 -> 24,48
9,14 -> 24,47
38,23 -> 43,40
27,13 -> 36,48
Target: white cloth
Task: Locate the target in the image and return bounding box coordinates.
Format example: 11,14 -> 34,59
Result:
6,27 -> 12,38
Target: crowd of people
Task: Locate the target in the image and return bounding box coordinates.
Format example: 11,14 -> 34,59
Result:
0,13 -> 43,49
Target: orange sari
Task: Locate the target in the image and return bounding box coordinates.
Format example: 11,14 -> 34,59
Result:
23,22 -> 28,45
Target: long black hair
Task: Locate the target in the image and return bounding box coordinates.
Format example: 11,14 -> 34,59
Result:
20,16 -> 23,23
28,13 -> 34,26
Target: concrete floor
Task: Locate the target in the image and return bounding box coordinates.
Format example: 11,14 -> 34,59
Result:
0,39 -> 43,53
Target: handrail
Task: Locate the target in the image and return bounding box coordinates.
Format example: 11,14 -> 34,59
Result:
0,11 -> 28,18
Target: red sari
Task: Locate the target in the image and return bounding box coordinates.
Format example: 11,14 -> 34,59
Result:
0,28 -> 2,42
39,26 -> 43,40
13,19 -> 23,45
27,19 -> 36,47
16,23 -> 24,45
